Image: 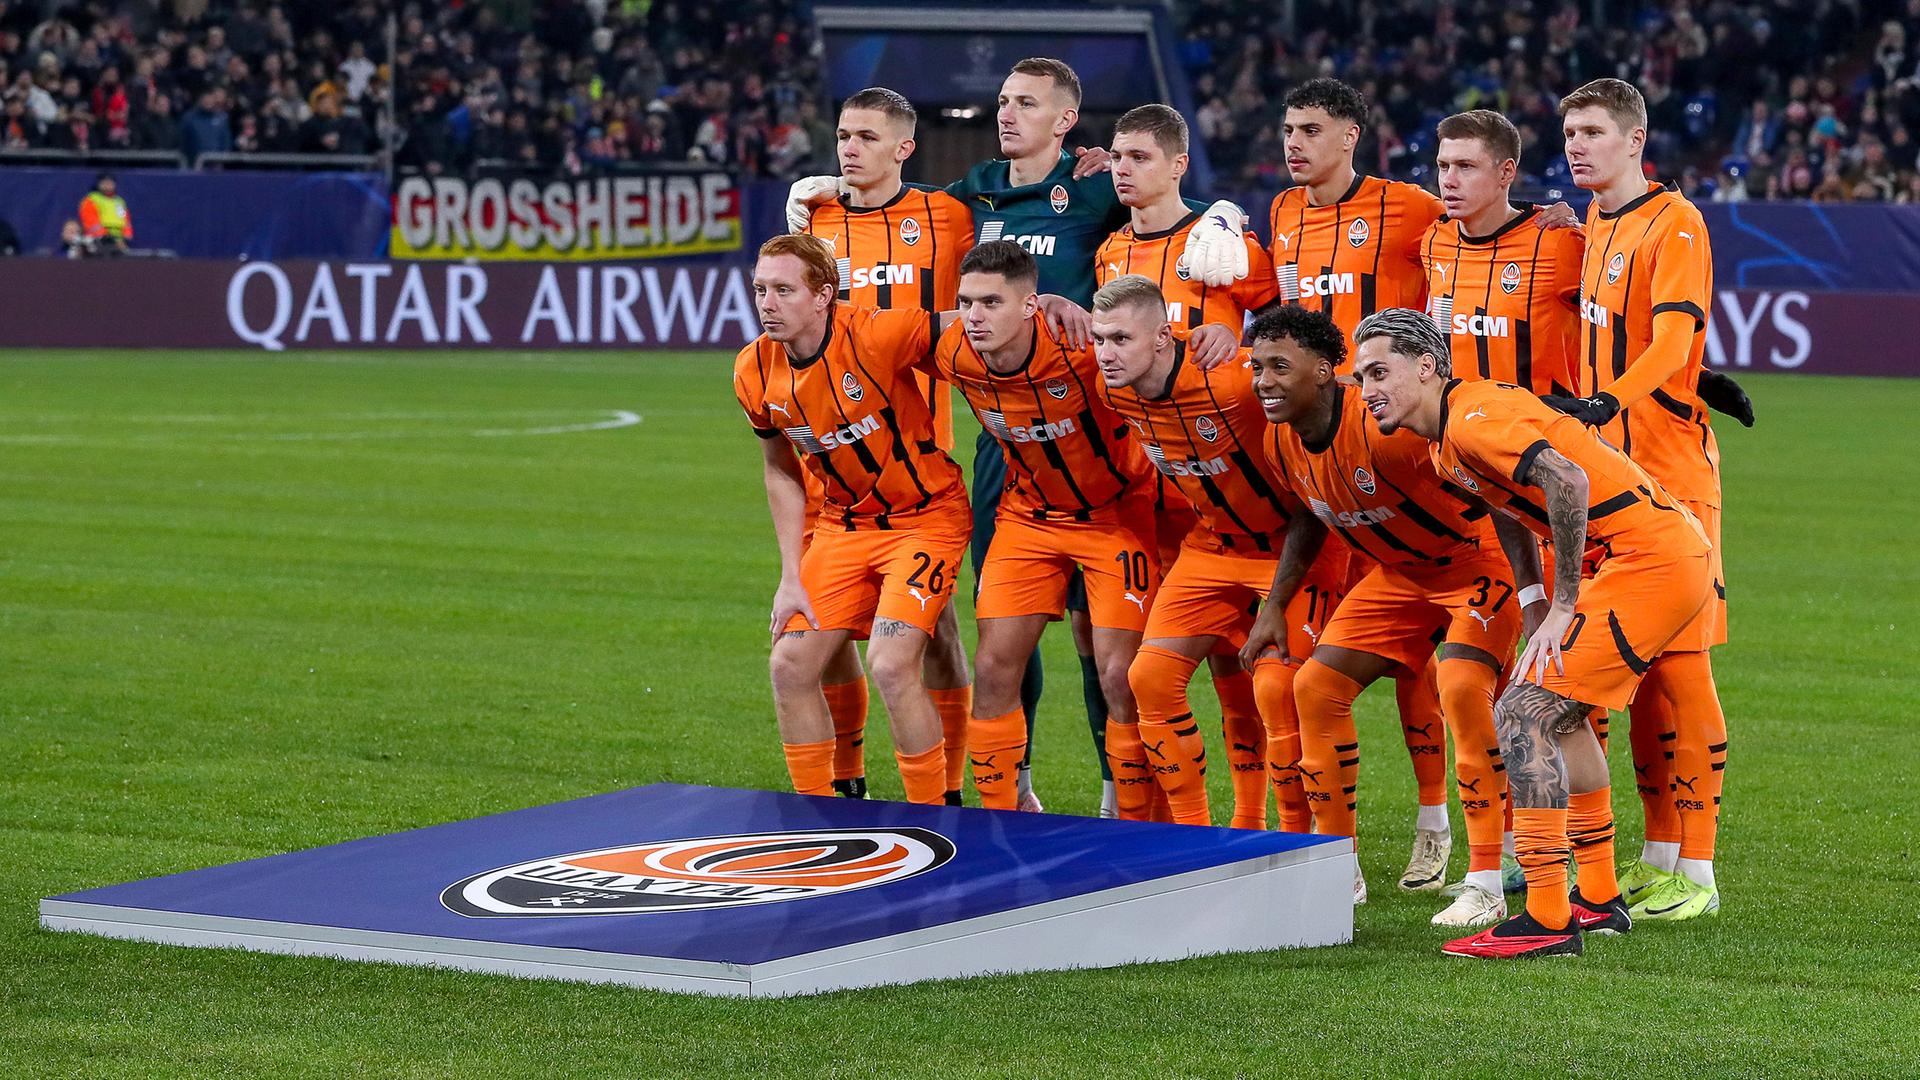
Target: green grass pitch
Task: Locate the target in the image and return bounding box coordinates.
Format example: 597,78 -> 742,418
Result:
1,350 -> 1914,1078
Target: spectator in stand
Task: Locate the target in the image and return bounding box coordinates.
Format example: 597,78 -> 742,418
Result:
130,87 -> 178,151
78,173 -> 130,253
180,87 -> 232,164
61,218 -> 94,258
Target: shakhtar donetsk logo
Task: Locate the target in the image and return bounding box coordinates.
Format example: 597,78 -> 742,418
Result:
1044,377 -> 1069,400
842,371 -> 865,401
441,828 -> 956,917
899,217 -> 921,246
1174,256 -> 1193,281
1354,466 -> 1376,494
1500,261 -> 1522,294
1050,184 -> 1070,214
1347,218 -> 1371,248
1195,415 -> 1220,442
1451,464 -> 1481,492
1607,252 -> 1626,284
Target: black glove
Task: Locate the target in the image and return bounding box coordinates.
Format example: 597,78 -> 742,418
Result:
1697,369 -> 1755,427
1540,391 -> 1620,426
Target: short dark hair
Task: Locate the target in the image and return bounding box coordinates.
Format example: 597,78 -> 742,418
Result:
1353,308 -> 1452,378
840,86 -> 917,134
1009,57 -> 1082,109
1115,103 -> 1188,157
959,240 -> 1039,290
1436,109 -> 1521,165
1558,77 -> 1648,134
1284,78 -> 1367,128
1248,305 -> 1347,367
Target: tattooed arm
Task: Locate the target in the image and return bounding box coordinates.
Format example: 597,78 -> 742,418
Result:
1487,503 -> 1549,640
762,437 -> 818,640
1239,512 -> 1330,667
1510,447 -> 1589,682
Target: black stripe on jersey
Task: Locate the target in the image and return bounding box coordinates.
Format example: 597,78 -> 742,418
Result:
1504,490 -> 1550,527
1650,387 -> 1693,419
1590,490 -> 1639,518
1015,354 -> 1098,516
921,193 -> 940,311
779,343 -> 863,528
1520,226 -> 1546,393
1057,350 -> 1134,493
982,365 -> 1050,510
1363,182 -> 1387,316
875,202 -> 897,309
1607,609 -> 1653,675
840,323 -> 915,518
1200,377 -> 1293,522
1650,299 -> 1705,329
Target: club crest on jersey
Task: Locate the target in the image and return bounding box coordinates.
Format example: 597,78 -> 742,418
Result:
1501,261 -> 1522,294
1354,467 -> 1376,495
1044,377 -> 1069,400
1174,256 -> 1193,281
1195,415 -> 1220,442
1347,218 -> 1371,248
899,217 -> 921,246
1050,184 -> 1069,214
1451,465 -> 1481,492
1607,252 -> 1626,284
440,828 -> 956,917
842,371 -> 865,402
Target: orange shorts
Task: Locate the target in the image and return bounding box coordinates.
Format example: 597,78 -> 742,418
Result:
976,500 -> 1160,632
1530,548 -> 1711,711
1664,499 -> 1726,651
1147,534 -> 1348,656
787,500 -> 971,639
1320,552 -> 1523,673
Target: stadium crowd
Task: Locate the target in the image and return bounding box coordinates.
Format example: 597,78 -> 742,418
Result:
7,0 -> 1920,201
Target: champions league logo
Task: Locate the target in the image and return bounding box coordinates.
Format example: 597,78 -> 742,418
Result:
441,828 -> 957,917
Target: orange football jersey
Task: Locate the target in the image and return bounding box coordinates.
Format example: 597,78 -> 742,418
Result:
1100,343 -> 1297,554
735,303 -> 965,530
808,185 -> 975,452
1095,208 -> 1278,334
935,313 -> 1149,521
1578,180 -> 1719,507
1269,174 -> 1445,345
1431,379 -> 1707,560
1422,204 -> 1584,396
1266,382 -> 1494,567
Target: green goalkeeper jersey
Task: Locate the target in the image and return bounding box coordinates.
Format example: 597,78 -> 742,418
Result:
946,150 -> 1129,307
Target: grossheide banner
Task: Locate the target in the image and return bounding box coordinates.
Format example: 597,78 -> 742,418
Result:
0,165 -> 1915,374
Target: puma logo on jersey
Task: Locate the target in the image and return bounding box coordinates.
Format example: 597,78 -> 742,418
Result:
1143,443 -> 1228,477
907,587 -> 933,611
1123,592 -> 1147,612
1677,231 -> 1694,245
1463,407 -> 1489,422
1274,230 -> 1292,250
1106,262 -> 1123,278
1451,313 -> 1510,338
1433,263 -> 1449,279
982,411 -> 1077,444
766,401 -> 791,416
1465,609 -> 1494,631
847,263 -> 916,289
1299,271 -> 1355,298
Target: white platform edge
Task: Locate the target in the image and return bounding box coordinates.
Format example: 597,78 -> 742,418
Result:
40,841 -> 1354,998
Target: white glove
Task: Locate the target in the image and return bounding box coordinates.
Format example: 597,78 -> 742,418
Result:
785,175 -> 847,233
1181,199 -> 1250,286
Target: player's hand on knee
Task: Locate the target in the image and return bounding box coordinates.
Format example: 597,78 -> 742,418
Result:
785,175 -> 845,233
1181,200 -> 1250,286
1239,608 -> 1285,669
1071,145 -> 1113,178
1038,294 -> 1093,349
770,578 -> 819,640
1514,603 -> 1573,683
1186,321 -> 1242,370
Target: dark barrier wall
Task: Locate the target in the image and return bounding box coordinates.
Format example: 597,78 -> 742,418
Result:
1,256 -> 1909,373
0,167 -> 391,260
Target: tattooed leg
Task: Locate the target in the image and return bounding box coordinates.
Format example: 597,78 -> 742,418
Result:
1493,681 -> 1591,809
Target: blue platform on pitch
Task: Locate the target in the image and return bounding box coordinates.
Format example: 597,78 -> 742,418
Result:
52,784 -> 1341,966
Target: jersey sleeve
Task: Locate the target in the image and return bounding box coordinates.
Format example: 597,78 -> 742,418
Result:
1401,187 -> 1447,272
732,350 -> 777,437
1549,225 -> 1585,310
860,306 -> 938,375
1233,234 -> 1281,310
1448,398 -> 1558,487
1604,209 -> 1712,408
932,191 -> 976,257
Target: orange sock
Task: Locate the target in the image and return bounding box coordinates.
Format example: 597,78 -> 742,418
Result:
1628,687 -> 1682,846
1215,666 -> 1267,829
1252,657 -> 1310,832
1568,787 -> 1619,903
823,677 -> 869,782
1397,660 -> 1447,809
969,707 -> 1028,810
1294,660 -> 1363,837
895,742 -> 947,805
1513,806 -> 1571,930
1587,706 -> 1610,755
1147,783 -> 1173,822
782,738 -> 835,796
1105,719 -> 1153,820
1129,645 -> 1210,825
1438,658 -> 1504,873
927,687 -> 972,798
1655,652 -> 1727,861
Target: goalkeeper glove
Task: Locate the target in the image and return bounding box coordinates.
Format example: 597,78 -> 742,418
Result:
1541,391 -> 1621,426
785,175 -> 847,233
1697,369 -> 1755,427
1180,200 -> 1250,286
